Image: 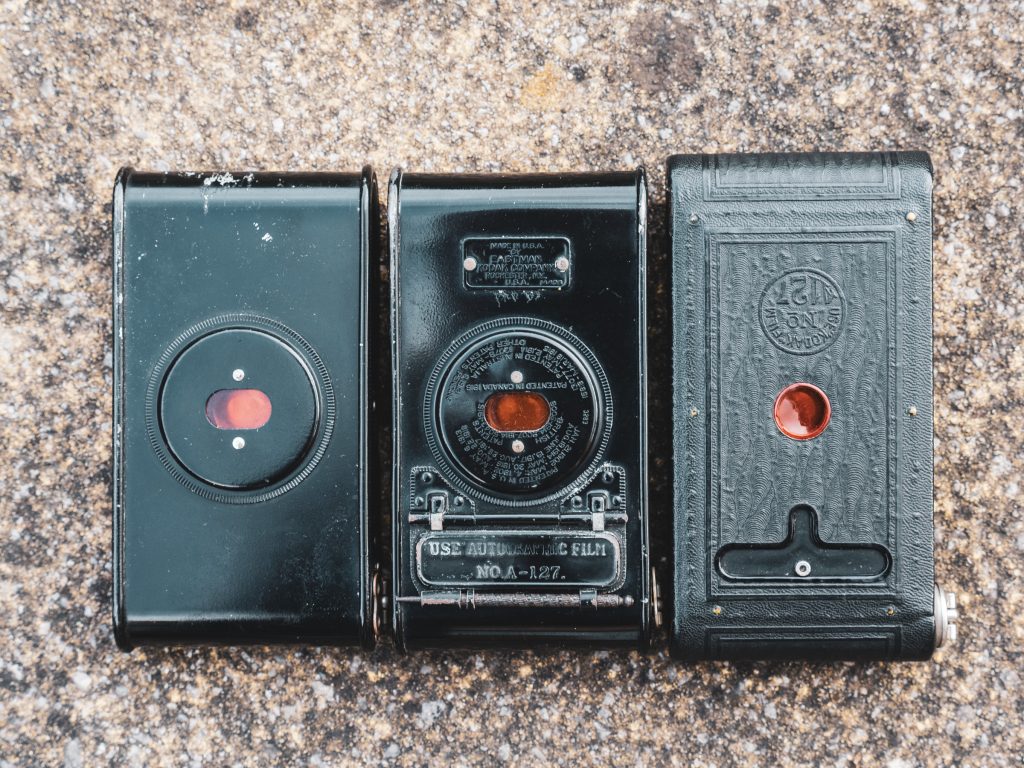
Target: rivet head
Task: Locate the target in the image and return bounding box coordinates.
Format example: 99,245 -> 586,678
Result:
463,256 -> 478,271
908,405 -> 918,416
232,436 -> 245,450
712,605 -> 722,616
232,368 -> 245,381
689,213 -> 699,224
510,370 -> 524,384
511,439 -> 525,454
555,256 -> 570,272
795,560 -> 812,577
906,211 -> 918,222
689,407 -> 698,417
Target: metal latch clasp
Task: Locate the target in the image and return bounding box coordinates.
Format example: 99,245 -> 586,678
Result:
587,490 -> 610,531
427,492 -> 449,531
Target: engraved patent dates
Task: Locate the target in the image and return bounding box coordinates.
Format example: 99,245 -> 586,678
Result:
425,319 -> 612,502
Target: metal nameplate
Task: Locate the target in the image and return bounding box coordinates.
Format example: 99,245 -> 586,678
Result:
463,237 -> 571,289
416,531 -> 620,588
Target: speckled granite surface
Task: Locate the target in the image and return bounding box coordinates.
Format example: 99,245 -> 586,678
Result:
1,2 -> 1021,766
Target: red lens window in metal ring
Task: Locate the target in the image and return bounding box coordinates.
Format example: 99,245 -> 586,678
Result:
773,383 -> 830,440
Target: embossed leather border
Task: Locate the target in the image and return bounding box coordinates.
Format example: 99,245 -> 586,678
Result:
704,152 -> 900,201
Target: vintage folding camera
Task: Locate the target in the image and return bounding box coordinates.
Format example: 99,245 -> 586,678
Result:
112,169 -> 380,648
668,151 -> 957,660
389,170 -> 657,649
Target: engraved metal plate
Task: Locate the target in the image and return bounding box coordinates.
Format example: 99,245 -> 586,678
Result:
416,531 -> 620,588
463,237 -> 570,289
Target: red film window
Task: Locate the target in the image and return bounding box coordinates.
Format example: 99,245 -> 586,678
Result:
206,389 -> 273,430
773,383 -> 831,440
484,391 -> 551,433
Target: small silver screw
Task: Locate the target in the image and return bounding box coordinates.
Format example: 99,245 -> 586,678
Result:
232,368 -> 245,381
555,256 -> 570,272
795,560 -> 812,577
511,439 -> 525,454
232,437 -> 245,450
463,256 -> 478,271
906,211 -> 918,222
510,370 -> 524,384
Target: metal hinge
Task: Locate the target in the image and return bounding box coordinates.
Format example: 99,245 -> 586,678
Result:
397,590 -> 634,610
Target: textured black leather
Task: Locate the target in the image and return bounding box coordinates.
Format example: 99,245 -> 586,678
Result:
668,152 -> 935,661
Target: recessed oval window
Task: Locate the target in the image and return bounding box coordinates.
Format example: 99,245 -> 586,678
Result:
484,391 -> 550,433
206,389 -> 272,430
773,383 -> 830,440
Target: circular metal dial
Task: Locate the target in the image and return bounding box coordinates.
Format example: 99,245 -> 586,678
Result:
145,314 -> 335,504
160,328 -> 318,489
425,319 -> 612,504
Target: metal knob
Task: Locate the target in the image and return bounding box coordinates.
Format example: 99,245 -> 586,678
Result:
934,584 -> 959,649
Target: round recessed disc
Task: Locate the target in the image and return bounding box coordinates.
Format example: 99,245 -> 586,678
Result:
160,329 -> 318,489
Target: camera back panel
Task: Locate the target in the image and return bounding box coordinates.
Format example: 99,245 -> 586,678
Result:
389,171 -> 653,650
668,152 -> 938,660
112,170 -> 379,648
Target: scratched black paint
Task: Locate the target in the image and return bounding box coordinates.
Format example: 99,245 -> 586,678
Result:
112,169 -> 379,649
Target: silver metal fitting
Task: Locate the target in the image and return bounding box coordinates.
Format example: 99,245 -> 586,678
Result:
934,583 -> 959,649
651,566 -> 664,628
371,569 -> 383,640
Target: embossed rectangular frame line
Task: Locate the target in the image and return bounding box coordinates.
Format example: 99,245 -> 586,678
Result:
704,152 -> 901,201
705,228 -> 902,601
705,626 -> 900,660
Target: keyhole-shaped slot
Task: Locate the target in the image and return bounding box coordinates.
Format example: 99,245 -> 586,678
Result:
716,504 -> 890,582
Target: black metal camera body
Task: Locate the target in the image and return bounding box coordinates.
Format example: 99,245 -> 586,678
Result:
388,170 -> 655,650
112,169 -> 380,648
